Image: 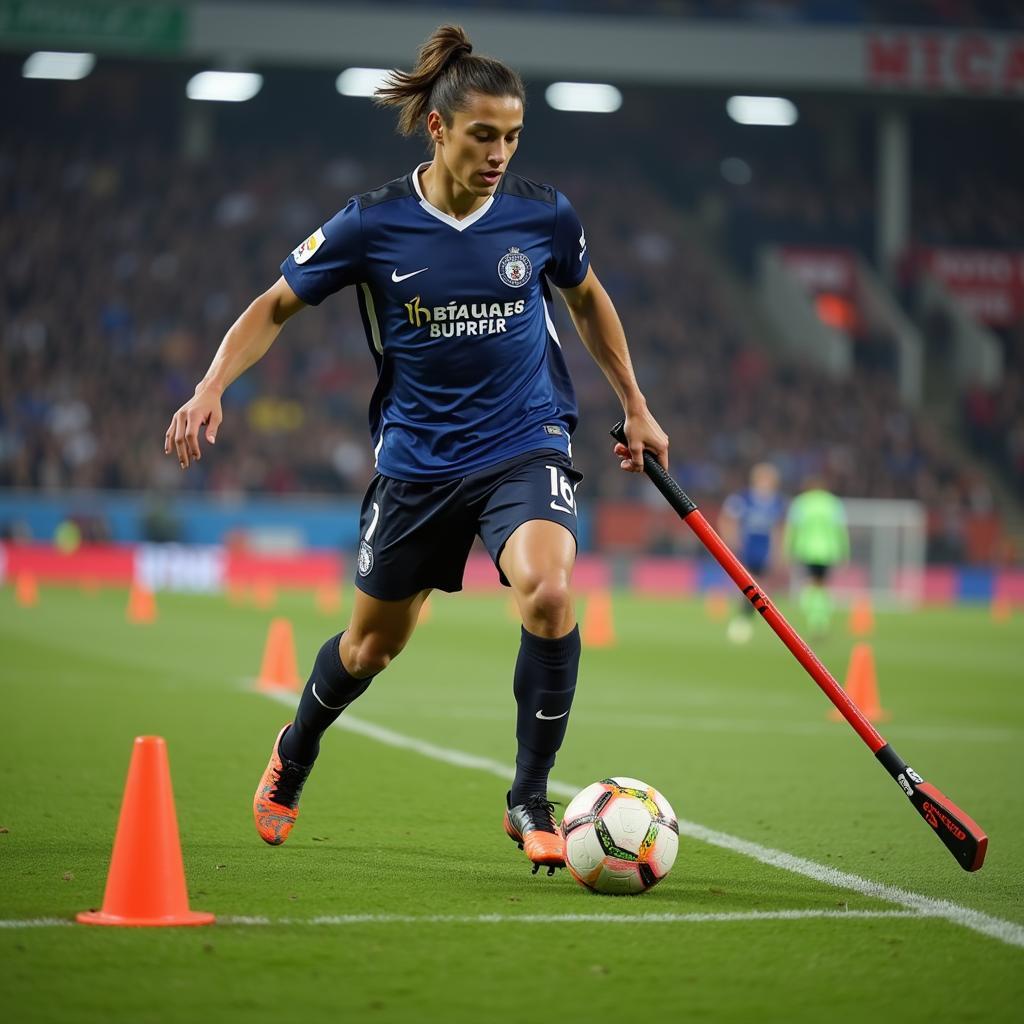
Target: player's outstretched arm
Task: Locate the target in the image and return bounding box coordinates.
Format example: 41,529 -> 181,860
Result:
718,502 -> 740,550
165,276 -> 305,469
558,267 -> 668,474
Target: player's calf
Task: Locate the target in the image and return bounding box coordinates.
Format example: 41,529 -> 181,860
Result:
279,631 -> 375,764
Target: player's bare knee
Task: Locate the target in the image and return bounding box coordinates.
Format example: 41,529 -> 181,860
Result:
518,576 -> 573,634
343,633 -> 403,677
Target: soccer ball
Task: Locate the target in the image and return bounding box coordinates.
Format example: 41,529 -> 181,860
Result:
560,777 -> 679,895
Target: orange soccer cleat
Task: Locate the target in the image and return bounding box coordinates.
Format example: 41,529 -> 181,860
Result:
503,793 -> 565,875
253,724 -> 314,846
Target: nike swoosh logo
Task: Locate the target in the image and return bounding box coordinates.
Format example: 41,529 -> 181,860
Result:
535,709 -> 570,720
312,683 -> 349,711
392,267 -> 429,283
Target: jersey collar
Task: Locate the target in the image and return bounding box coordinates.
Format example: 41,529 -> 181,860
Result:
410,162 -> 496,232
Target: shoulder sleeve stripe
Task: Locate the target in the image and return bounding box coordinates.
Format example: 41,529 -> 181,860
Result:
358,175 -> 415,210
499,173 -> 556,205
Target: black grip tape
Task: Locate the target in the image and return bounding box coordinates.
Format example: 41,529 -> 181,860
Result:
610,421 -> 697,518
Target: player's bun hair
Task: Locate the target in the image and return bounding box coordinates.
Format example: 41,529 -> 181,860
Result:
375,24 -> 525,138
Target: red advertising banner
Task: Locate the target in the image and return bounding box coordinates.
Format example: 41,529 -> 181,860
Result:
866,33 -> 1024,96
920,248 -> 1024,326
2,543 -> 135,584
0,543 -> 342,590
778,247 -> 857,295
4,543 -> 1024,605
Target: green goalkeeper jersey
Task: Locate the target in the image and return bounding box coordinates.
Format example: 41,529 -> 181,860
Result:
784,489 -> 849,566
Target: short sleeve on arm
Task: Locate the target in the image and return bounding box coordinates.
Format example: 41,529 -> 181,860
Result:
280,199 -> 363,306
722,493 -> 745,520
547,190 -> 590,289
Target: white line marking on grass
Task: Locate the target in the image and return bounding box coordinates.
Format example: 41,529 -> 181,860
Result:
218,909 -> 932,926
0,918 -> 74,929
678,822 -> 1024,950
0,910 -> 935,929
262,692 -> 1024,950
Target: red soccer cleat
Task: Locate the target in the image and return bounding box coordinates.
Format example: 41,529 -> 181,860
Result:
503,792 -> 565,875
253,724 -> 313,846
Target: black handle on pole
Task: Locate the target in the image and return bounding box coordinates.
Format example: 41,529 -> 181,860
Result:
610,421 -> 697,517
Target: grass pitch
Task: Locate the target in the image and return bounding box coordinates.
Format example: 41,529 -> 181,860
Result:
2,583 -> 1022,1022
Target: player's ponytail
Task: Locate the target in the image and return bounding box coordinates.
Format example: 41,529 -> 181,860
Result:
375,24 -> 525,138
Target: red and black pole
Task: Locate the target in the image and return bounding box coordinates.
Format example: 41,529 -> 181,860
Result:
611,422 -> 986,872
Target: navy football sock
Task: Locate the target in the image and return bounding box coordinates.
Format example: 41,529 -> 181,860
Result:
509,625 -> 580,807
279,632 -> 374,766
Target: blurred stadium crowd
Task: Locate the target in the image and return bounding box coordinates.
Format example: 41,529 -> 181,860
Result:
1,56 -> 1021,561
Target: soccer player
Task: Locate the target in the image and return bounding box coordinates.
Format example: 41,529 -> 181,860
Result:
784,476 -> 849,637
718,462 -> 785,644
164,25 -> 668,874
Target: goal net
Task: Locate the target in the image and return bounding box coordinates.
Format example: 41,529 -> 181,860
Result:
793,498 -> 927,609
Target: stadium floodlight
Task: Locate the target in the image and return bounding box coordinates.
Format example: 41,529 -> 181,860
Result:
336,68 -> 392,98
545,82 -> 622,114
22,51 -> 96,81
726,95 -> 798,126
186,71 -> 263,103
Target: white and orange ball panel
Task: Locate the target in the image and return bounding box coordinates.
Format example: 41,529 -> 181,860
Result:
560,777 -> 679,894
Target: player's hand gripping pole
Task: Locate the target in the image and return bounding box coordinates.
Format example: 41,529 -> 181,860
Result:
610,422 -> 987,872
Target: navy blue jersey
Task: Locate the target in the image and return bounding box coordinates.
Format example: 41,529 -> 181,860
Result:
721,489 -> 786,567
281,165 -> 590,482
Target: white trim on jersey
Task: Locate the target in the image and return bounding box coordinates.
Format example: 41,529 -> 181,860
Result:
411,162 -> 495,233
360,282 -> 383,355
373,428 -> 385,467
542,295 -> 562,348
542,293 -> 570,454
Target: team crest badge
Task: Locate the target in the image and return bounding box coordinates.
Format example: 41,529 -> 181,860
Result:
357,541 -> 373,576
498,247 -> 532,288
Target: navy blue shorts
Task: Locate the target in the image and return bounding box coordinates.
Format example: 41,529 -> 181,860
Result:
353,448 -> 583,600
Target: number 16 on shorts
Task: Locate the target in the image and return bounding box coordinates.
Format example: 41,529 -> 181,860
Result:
546,465 -> 577,516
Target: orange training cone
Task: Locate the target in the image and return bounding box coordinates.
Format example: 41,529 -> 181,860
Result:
418,596 -> 432,624
77,736 -> 214,927
315,584 -> 342,616
257,617 -> 301,692
991,596 -> 1011,623
251,580 -> 277,609
582,590 -> 615,648
15,572 -> 39,607
830,642 -> 888,723
849,595 -> 875,637
126,583 -> 157,624
705,590 -> 729,622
